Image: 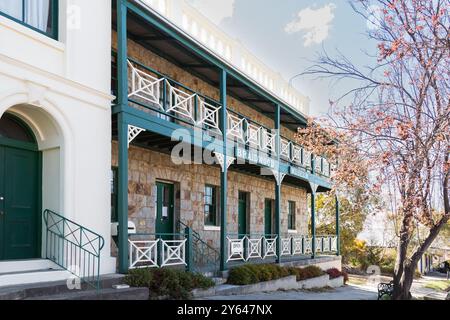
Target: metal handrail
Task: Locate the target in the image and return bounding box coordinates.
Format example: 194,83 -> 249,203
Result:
177,221 -> 220,273
43,209 -> 105,290
177,221 -> 202,240
178,221 -> 220,255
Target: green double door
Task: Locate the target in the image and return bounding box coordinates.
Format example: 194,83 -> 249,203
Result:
155,182 -> 174,239
238,191 -> 248,236
0,146 -> 40,260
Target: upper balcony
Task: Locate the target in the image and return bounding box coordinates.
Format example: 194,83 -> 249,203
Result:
111,0 -> 332,191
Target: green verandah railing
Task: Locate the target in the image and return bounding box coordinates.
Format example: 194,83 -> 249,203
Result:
128,230 -> 194,271
111,52 -> 332,179
43,209 -> 105,290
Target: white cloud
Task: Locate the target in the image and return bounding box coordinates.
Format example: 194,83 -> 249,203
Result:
285,3 -> 337,47
187,0 -> 235,24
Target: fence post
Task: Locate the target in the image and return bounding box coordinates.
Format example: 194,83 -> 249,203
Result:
185,227 -> 194,272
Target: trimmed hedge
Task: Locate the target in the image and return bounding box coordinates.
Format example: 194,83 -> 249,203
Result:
291,265 -> 325,281
227,264 -> 325,285
125,268 -> 215,300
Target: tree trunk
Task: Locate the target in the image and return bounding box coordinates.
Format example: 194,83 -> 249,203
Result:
393,264 -> 415,300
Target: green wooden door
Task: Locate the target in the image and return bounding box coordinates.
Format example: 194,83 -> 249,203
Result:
238,191 -> 247,237
264,199 -> 273,235
155,182 -> 174,240
0,146 -> 39,260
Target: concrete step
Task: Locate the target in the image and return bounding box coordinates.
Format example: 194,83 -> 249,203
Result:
0,259 -> 59,274
0,269 -> 72,288
211,277 -> 227,285
25,287 -> 149,300
0,273 -> 127,300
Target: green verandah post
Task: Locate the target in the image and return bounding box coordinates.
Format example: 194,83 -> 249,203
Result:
335,194 -> 340,256
310,157 -> 317,259
310,190 -> 316,259
185,227 -> 193,272
219,69 -> 228,271
117,0 -> 129,274
274,104 -> 282,263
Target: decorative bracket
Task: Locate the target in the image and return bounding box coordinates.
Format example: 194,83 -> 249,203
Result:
271,169 -> 286,186
215,152 -> 235,172
309,182 -> 318,194
128,125 -> 145,148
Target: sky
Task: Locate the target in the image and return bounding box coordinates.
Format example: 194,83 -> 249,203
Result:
187,0 -> 378,117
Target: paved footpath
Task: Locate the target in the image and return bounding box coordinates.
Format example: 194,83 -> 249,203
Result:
200,284 -> 378,300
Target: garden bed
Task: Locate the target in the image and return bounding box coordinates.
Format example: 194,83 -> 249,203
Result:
124,268 -> 215,300
192,265 -> 347,298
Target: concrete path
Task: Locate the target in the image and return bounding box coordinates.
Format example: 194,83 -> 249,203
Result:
199,284 -> 378,300
199,272 -> 449,300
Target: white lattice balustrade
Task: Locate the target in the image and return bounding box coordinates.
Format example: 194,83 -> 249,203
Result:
261,130 -> 276,153
246,237 -> 263,260
197,99 -> 221,131
129,239 -> 159,269
263,237 -> 277,258
166,81 -> 196,122
227,112 -> 245,141
246,122 -> 261,146
291,144 -> 302,164
128,238 -> 187,269
280,138 -> 291,159
128,60 -> 164,109
281,238 -> 292,256
161,239 -> 187,267
227,237 -> 246,262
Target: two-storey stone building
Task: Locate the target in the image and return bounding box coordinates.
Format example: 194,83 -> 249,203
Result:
0,0 -> 340,289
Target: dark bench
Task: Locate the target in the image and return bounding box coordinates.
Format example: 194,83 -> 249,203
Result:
377,281 -> 394,300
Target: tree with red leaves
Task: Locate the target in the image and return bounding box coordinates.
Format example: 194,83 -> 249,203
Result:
298,0 -> 449,299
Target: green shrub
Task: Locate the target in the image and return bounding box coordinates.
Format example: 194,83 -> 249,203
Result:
227,264 -> 325,285
124,267 -> 153,287
227,266 -> 254,285
125,268 -> 215,300
380,265 -> 395,276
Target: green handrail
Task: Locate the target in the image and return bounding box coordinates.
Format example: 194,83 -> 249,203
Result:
177,221 -> 220,274
43,209 -> 105,290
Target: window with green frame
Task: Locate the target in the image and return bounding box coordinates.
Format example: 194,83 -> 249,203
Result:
111,167 -> 118,223
288,201 -> 296,230
204,185 -> 220,227
0,0 -> 58,39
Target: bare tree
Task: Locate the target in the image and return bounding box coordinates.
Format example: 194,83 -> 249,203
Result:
298,0 -> 450,299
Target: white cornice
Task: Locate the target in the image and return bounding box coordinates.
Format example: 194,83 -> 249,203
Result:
0,54 -> 115,109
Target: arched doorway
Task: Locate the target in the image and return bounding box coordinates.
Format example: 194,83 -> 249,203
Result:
0,113 -> 41,260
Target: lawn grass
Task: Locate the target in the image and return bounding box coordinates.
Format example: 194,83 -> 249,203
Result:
424,280 -> 450,292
